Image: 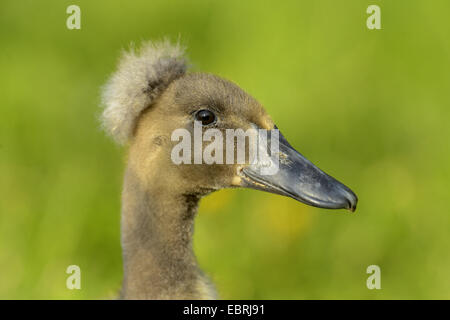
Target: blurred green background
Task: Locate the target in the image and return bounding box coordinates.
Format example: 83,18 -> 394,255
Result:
1,0 -> 449,299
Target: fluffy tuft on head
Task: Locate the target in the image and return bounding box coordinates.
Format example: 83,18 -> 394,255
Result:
101,40 -> 188,144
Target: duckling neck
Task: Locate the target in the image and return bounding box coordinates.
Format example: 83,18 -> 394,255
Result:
119,168 -> 215,299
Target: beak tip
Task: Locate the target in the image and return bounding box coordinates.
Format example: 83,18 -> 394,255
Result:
346,193 -> 358,213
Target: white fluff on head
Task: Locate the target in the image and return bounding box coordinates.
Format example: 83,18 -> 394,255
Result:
101,40 -> 188,144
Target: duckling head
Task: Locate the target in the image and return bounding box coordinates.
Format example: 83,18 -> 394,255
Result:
101,40 -> 357,211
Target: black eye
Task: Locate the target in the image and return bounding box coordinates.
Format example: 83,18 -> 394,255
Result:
195,109 -> 216,126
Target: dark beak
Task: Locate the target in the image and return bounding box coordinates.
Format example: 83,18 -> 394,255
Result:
240,128 -> 358,212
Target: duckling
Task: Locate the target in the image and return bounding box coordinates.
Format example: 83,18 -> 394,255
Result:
101,40 -> 357,299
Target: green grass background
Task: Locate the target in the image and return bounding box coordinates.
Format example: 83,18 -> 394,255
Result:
1,0 -> 449,299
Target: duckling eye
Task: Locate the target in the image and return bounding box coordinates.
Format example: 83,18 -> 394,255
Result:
195,109 -> 216,126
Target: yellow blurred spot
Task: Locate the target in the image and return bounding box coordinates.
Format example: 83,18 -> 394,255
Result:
363,157 -> 416,211
200,189 -> 235,214
0,253 -> 24,295
256,196 -> 313,242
